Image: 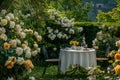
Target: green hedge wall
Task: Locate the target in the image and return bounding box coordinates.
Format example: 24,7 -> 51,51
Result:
74,22 -> 100,48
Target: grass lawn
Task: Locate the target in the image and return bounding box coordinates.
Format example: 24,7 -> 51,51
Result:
27,65 -> 88,80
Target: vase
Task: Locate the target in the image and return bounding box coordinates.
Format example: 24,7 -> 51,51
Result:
71,45 -> 76,49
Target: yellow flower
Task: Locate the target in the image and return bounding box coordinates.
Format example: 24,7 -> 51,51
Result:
114,53 -> 120,60
4,42 -> 10,49
24,60 -> 34,70
1,19 -> 8,26
114,65 -> 120,75
5,57 -> 16,69
69,41 -> 79,46
5,61 -> 14,69
21,43 -> 26,49
116,40 -> 120,47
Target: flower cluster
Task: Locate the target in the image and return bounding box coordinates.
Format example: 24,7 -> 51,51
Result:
46,9 -> 76,41
69,40 -> 79,46
0,9 -> 42,79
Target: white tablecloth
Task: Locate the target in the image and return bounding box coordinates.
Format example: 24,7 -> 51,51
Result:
59,48 -> 97,73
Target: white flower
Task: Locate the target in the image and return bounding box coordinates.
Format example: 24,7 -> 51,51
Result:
48,33 -> 56,40
33,43 -> 38,49
57,33 -> 62,39
9,40 -> 17,47
0,27 -> 6,34
29,76 -> 35,80
0,33 -> 7,41
20,22 -> 24,25
62,34 -> 67,39
16,47 -> 23,56
54,29 -> 59,33
78,27 -> 83,32
34,31 -> 38,36
17,57 -> 24,65
7,13 -> 14,20
16,39 -> 21,45
36,35 -> 42,41
19,32 -> 26,39
1,9 -> 7,15
24,29 -> 33,34
53,47 -> 57,51
16,24 -> 22,32
47,27 -> 51,30
24,47 -> 31,53
24,41 -> 28,46
48,28 -> 53,33
1,19 -> 8,26
32,50 -> 38,56
25,51 -> 31,58
97,31 -> 102,36
5,16 -> 10,21
69,29 -> 74,34
10,21 -> 15,28
7,77 -> 14,80
37,48 -> 41,52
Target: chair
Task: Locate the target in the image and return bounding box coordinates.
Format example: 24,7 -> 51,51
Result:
41,46 -> 61,77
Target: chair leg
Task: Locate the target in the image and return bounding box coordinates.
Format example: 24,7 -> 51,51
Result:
42,63 -> 48,77
42,66 -> 47,77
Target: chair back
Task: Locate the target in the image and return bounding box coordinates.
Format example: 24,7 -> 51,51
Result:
42,46 -> 48,59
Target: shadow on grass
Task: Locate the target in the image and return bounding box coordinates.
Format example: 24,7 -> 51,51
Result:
28,65 -> 88,80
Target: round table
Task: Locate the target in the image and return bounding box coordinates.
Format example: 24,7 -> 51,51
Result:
59,48 -> 97,73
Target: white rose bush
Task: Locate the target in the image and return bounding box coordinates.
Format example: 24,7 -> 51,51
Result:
0,10 -> 42,80
43,9 -> 83,58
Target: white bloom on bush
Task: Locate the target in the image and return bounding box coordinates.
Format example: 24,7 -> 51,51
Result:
69,28 -> 74,34
25,51 -> 31,58
62,34 -> 67,39
32,50 -> 38,56
57,32 -> 62,39
1,9 -> 7,15
54,29 -> 59,33
1,19 -> 8,26
20,21 -> 24,25
15,17 -> 19,20
29,76 -> 35,80
0,33 -> 7,41
24,47 -> 31,53
7,13 -> 14,20
0,27 -> 6,34
5,16 -> 10,21
33,43 -> 38,49
97,31 -> 102,36
9,40 -> 17,47
34,31 -> 38,36
16,39 -> 21,45
24,41 -> 28,46
65,28 -> 68,31
7,77 -> 14,80
48,33 -> 56,40
53,47 -> 57,51
36,35 -> 42,41
10,21 -> 15,28
78,27 -> 83,32
37,48 -> 41,52
47,27 -> 51,30
24,29 -> 33,34
19,32 -> 26,39
17,57 -> 24,65
49,16 -> 55,20
16,47 -> 23,56
48,28 -> 53,33
16,24 -> 22,32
